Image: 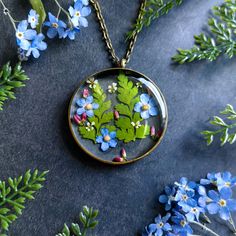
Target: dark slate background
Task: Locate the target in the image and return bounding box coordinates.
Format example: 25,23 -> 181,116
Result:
1,0 -> 236,235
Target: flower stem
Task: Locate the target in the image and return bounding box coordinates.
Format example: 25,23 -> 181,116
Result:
0,0 -> 17,30
53,0 -> 71,21
190,221 -> 221,236
229,213 -> 236,234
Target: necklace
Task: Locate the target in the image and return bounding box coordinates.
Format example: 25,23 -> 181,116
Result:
68,0 -> 168,165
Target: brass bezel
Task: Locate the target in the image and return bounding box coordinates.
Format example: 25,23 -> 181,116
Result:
68,68 -> 168,165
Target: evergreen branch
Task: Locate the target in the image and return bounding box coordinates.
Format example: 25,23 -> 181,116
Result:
56,206 -> 99,236
0,169 -> 49,233
127,0 -> 183,40
201,104 -> 236,146
0,62 -> 29,111
172,0 -> 236,64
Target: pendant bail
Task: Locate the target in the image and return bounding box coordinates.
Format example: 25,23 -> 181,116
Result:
119,59 -> 127,68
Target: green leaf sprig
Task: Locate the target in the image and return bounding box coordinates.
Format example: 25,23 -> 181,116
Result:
79,81 -> 114,142
56,206 -> 99,236
127,0 -> 183,40
115,73 -> 150,143
0,62 -> 29,111
0,169 -> 48,234
172,0 -> 236,64
201,104 -> 236,146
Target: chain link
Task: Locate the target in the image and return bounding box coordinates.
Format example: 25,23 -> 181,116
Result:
90,0 -> 147,68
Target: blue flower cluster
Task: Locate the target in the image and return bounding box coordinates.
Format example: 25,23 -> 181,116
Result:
16,0 -> 91,60
16,10 -> 47,59
143,172 -> 236,236
44,0 -> 91,40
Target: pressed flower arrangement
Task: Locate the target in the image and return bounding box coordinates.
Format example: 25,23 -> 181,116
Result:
143,172 -> 236,236
69,69 -> 168,164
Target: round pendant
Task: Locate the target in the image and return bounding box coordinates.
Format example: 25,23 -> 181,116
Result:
68,68 -> 168,165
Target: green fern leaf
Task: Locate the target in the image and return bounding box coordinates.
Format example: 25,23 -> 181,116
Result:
0,62 -> 29,111
173,0 -> 236,63
116,73 -> 150,142
56,206 -> 99,236
201,104 -> 236,146
127,0 -> 183,40
78,126 -> 96,142
136,125 -> 150,139
0,169 -> 48,233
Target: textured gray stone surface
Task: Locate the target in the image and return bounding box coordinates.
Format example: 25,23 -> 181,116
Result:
0,0 -> 235,235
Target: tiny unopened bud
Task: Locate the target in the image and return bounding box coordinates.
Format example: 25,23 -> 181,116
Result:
157,130 -> 162,138
121,148 -> 127,158
112,157 -> 124,162
83,88 -> 89,98
81,112 -> 87,121
73,114 -> 81,125
114,110 -> 119,120
150,126 -> 156,137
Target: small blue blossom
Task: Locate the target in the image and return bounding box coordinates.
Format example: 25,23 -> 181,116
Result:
143,215 -> 173,236
63,26 -> 80,40
69,1 -> 91,28
16,20 -> 37,50
134,94 -> 158,119
76,95 -> 99,117
181,199 -> 205,222
28,9 -> 39,29
96,128 -> 117,151
171,212 -> 193,236
159,186 -> 176,211
25,33 -> 47,58
44,13 -> 67,39
175,188 -> 195,208
217,171 -> 236,190
200,172 -> 221,186
74,0 -> 89,6
174,177 -> 196,194
147,214 -> 172,236
206,187 -> 236,220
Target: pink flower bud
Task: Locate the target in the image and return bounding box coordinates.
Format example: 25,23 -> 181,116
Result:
81,112 -> 87,121
114,110 -> 119,120
83,88 -> 89,98
157,130 -> 163,138
112,157 -> 124,162
73,114 -> 81,125
150,126 -> 156,137
121,148 -> 127,158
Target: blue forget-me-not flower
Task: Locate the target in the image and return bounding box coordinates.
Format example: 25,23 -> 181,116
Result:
96,128 -> 117,152
134,94 -> 158,119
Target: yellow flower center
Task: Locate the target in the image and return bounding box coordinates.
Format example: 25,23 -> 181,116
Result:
17,32 -> 23,38
192,208 -> 198,213
85,104 -> 92,110
31,17 -> 35,22
219,199 -> 227,207
180,220 -> 186,227
159,222 -> 164,228
104,135 -> 111,142
142,104 -> 149,111
182,195 -> 188,200
52,23 -> 58,28
225,182 -> 231,187
75,11 -> 81,17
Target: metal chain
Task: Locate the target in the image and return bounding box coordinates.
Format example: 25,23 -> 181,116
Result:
90,0 -> 147,68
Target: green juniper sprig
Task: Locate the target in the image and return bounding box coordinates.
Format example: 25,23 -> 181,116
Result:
172,0 -> 236,64
0,169 -> 48,234
201,104 -> 236,146
127,0 -> 183,40
0,62 -> 29,111
56,206 -> 99,236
